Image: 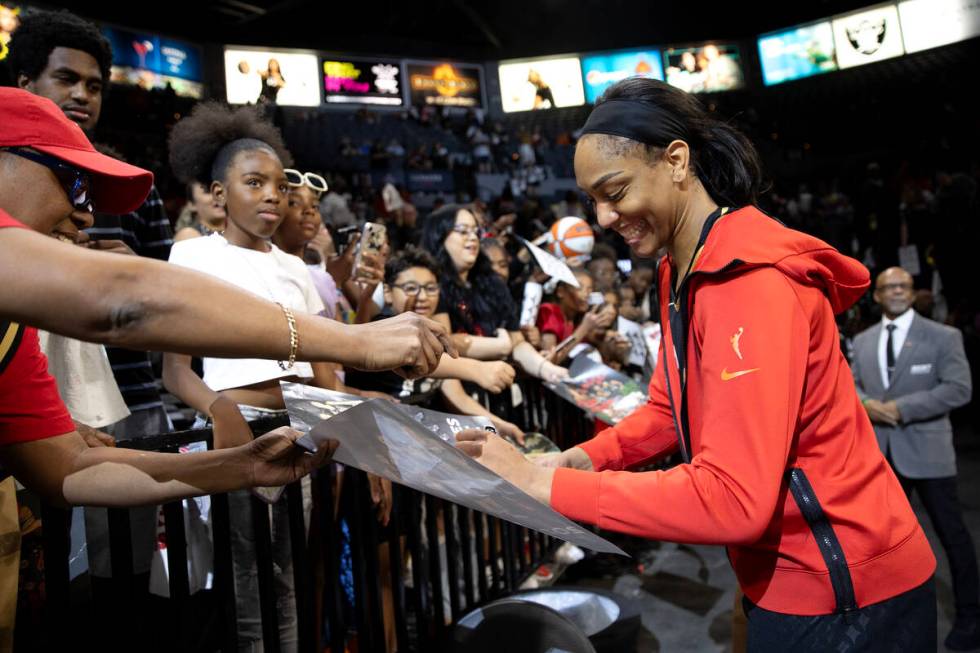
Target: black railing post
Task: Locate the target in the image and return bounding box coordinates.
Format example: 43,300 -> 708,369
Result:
210,491 -> 238,652
314,466 -> 346,653
457,506 -> 475,609
39,504 -> 71,651
424,494 -> 446,640
473,511 -> 488,603
385,485 -> 410,652
500,520 -> 516,592
404,490 -> 429,651
344,469 -> 379,653
106,507 -> 135,646
286,481 -> 315,653
487,517 -> 503,597
250,494 -> 281,653
161,499 -> 190,600
443,503 -> 462,623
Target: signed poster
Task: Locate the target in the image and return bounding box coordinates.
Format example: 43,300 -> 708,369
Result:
282,383 -> 624,555
547,355 -> 648,424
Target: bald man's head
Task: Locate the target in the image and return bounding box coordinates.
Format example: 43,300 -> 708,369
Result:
873,267 -> 915,319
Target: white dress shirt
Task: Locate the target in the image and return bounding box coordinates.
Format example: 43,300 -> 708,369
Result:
878,308 -> 914,388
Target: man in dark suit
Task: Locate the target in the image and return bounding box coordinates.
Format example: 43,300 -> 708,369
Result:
852,266 -> 979,650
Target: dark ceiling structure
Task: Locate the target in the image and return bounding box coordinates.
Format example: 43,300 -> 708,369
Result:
55,0 -> 880,60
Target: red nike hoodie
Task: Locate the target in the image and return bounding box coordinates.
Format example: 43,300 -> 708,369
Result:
551,206 -> 935,615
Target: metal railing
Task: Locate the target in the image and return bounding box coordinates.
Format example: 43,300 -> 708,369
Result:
33,377 -> 596,652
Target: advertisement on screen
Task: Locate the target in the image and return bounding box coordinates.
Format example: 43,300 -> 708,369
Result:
322,58 -> 403,106
101,26 -> 204,98
581,49 -> 664,103
899,0 -> 980,53
832,4 -> 905,69
662,43 -> 744,93
406,62 -> 483,108
224,48 -> 320,106
758,21 -> 838,86
103,27 -> 202,80
498,56 -> 585,112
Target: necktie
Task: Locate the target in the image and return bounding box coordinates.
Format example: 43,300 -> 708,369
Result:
886,323 -> 897,381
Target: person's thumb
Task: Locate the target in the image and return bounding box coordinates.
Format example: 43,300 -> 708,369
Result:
404,293 -> 418,314
343,233 -> 360,258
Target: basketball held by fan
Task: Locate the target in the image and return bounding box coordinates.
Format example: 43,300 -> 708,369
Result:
547,217 -> 594,267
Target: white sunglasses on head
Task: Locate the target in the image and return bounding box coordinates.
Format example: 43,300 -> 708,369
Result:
284,169 -> 328,194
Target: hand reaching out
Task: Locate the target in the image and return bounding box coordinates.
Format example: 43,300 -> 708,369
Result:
244,427 -> 337,487
476,360 -> 516,394
354,312 -> 458,378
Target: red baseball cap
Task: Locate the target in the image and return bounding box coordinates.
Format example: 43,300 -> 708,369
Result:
0,88 -> 153,214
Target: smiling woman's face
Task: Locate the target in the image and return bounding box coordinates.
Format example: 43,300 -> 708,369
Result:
574,134 -> 683,258
443,208 -> 480,275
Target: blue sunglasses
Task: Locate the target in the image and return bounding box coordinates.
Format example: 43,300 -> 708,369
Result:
2,147 -> 93,213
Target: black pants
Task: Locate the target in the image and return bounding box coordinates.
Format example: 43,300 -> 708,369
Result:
896,470 -> 980,622
744,577 -> 936,652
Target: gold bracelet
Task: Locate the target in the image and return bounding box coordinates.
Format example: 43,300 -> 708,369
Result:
277,303 -> 299,371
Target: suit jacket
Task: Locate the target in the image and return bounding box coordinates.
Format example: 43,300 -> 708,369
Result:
851,312 -> 972,478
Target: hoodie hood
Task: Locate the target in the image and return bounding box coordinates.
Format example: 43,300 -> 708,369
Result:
689,206 -> 869,314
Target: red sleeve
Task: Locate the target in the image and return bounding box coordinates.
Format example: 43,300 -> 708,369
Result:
536,303 -> 571,340
551,268 -> 806,544
0,324 -> 75,445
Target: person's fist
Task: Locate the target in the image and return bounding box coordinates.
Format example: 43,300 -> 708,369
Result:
477,360 -> 516,394
356,312 -> 457,378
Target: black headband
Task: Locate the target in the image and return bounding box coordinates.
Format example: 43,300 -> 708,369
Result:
581,98 -> 738,206
580,99 -> 690,147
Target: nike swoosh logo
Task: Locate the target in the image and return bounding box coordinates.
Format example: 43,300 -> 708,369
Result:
721,368 -> 760,381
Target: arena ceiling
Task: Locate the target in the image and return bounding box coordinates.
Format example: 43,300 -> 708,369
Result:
55,0 -> 878,60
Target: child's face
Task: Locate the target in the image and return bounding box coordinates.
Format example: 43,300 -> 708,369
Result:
277,185 -> 320,247
386,266 -> 440,317
215,149 -> 288,241
561,272 -> 593,314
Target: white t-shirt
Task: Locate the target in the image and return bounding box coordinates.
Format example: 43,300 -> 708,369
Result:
168,234 -> 326,391
38,332 -> 130,428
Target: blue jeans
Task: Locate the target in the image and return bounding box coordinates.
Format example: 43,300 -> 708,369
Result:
228,489 -> 298,653
195,406 -> 301,652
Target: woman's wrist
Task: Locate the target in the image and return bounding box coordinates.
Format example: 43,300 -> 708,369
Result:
564,447 -> 594,471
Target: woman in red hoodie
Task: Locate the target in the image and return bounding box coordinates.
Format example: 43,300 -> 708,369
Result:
457,78 -> 937,651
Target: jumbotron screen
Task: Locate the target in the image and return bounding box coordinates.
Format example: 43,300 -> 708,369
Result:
831,5 -> 905,69
322,58 -> 403,106
898,0 -> 980,54
581,49 -> 664,103
224,48 -> 321,106
406,62 -> 483,108
103,26 -> 203,98
758,21 -> 838,86
662,43 -> 745,93
498,56 -> 586,112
